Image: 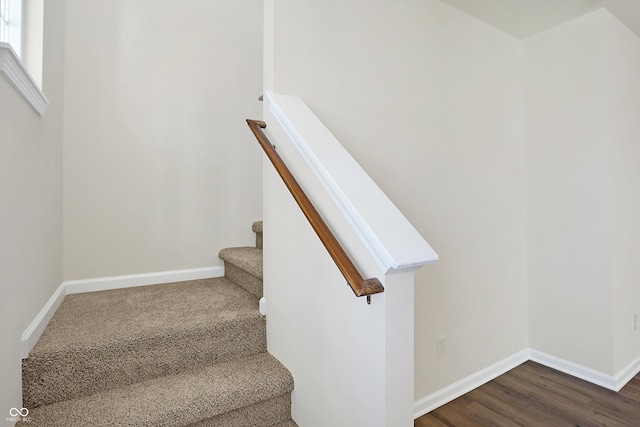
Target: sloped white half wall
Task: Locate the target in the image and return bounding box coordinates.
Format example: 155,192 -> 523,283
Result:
260,91 -> 437,426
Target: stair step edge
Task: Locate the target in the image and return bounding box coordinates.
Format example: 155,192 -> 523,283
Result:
20,352 -> 293,427
218,247 -> 262,279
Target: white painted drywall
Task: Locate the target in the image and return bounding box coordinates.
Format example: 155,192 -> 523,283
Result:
62,0 -> 263,281
524,9 -> 614,374
0,0 -> 66,415
269,0 -> 527,404
264,159 -> 388,426
525,9 -> 640,376
605,12 -> 640,375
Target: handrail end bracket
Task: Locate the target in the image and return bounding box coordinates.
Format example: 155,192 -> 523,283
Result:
247,118 -> 267,129
359,278 -> 384,304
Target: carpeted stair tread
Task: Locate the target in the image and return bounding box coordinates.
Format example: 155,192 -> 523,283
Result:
219,246 -> 262,279
19,352 -> 294,427
218,247 -> 264,299
23,277 -> 266,408
22,221 -> 295,425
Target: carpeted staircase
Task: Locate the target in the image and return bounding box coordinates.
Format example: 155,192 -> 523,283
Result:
20,221 -> 297,426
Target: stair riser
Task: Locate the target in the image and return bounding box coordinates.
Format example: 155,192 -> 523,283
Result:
23,320 -> 266,408
224,264 -> 262,299
187,394 -> 291,427
17,395 -> 293,427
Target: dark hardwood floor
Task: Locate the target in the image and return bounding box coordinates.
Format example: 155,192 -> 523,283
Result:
415,361 -> 640,427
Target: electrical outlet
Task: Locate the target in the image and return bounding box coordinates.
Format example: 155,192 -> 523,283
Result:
633,313 -> 637,331
437,336 -> 447,357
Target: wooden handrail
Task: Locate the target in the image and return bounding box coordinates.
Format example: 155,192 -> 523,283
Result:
246,119 -> 384,301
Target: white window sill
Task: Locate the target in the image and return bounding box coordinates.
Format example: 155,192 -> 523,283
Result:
0,42 -> 48,116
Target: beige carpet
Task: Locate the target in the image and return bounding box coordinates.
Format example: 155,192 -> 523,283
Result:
218,247 -> 263,299
20,222 -> 298,426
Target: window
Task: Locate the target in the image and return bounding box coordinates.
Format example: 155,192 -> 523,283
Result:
0,0 -> 22,57
0,0 -> 47,115
0,0 -> 8,42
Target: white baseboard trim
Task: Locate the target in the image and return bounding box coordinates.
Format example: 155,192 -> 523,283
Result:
413,349 -> 529,419
530,349 -> 640,392
21,282 -> 67,359
614,354 -> 640,391
62,266 -> 224,295
528,348 -> 618,391
21,266 -> 224,358
414,348 -> 640,418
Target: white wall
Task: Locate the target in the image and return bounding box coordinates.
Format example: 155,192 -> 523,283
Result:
264,154 -> 388,425
524,9 -> 614,374
270,0 -> 527,403
0,0 -> 66,414
62,0 -> 263,280
525,9 -> 640,378
605,12 -> 640,375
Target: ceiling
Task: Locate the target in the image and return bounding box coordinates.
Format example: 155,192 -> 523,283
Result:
441,0 -> 640,39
